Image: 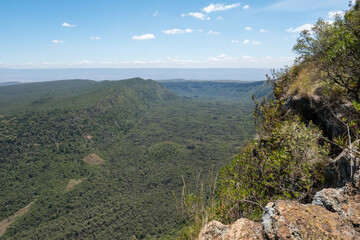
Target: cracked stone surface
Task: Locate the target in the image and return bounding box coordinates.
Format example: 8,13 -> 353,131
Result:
261,200 -> 360,240
198,218 -> 264,240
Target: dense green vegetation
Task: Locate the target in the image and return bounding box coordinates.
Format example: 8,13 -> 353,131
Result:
0,78 -> 263,239
214,100 -> 329,223
0,82 -> 20,87
195,0 -> 360,230
293,1 -> 360,102
159,80 -> 271,101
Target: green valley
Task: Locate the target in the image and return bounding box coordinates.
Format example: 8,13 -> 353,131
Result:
0,78 -> 268,239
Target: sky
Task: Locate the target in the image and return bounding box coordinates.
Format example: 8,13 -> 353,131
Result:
0,0 -> 351,69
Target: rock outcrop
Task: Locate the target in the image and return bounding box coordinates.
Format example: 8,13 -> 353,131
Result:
313,184 -> 360,232
198,219 -> 264,240
198,148 -> 360,240
282,94 -> 357,141
262,200 -> 360,240
197,89 -> 360,239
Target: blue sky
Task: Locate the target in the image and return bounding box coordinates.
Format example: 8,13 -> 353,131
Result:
0,0 -> 349,68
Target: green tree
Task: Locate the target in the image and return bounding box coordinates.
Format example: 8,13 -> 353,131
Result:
293,1 -> 360,101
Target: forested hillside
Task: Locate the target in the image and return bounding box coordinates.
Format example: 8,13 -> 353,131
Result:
0,78 -> 265,239
190,2 -> 360,239
159,80 -> 270,101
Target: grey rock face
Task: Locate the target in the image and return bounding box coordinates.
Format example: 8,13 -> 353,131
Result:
197,219 -> 264,240
261,200 -> 360,240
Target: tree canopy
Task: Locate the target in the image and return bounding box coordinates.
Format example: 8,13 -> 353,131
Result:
293,1 -> 360,101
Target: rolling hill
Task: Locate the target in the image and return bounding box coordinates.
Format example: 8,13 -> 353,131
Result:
159,80 -> 271,101
0,78 -> 266,239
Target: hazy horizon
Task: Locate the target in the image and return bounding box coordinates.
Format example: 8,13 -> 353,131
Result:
0,68 -> 272,82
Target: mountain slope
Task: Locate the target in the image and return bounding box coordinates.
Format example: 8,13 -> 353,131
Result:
159,80 -> 271,101
194,3 -> 360,239
0,78 -> 258,239
0,78 -> 176,114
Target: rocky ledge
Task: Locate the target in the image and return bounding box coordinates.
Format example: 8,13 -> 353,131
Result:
198,147 -> 360,240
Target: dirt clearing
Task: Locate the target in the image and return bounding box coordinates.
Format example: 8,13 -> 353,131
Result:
65,178 -> 85,191
0,202 -> 34,237
83,153 -> 104,165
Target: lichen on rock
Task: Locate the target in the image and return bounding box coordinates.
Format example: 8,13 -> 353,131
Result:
261,200 -> 360,240
198,219 -> 264,240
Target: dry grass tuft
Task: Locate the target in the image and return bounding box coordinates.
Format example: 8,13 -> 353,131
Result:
287,64 -> 323,98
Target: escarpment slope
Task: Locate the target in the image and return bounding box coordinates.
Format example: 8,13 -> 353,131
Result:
197,2 -> 360,239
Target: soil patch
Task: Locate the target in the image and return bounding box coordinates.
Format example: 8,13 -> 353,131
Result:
65,178 -> 85,191
83,153 -> 104,165
0,202 -> 34,237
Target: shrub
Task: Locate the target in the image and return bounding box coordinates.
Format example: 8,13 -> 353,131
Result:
293,1 -> 360,102
214,100 -> 329,223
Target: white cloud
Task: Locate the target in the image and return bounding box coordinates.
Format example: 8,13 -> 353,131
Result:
185,12 -> 210,20
198,29 -> 204,32
162,28 -> 193,34
133,59 -> 163,65
202,3 -> 241,13
245,27 -> 252,31
166,57 -> 202,65
231,40 -> 239,44
328,10 -> 344,18
90,36 -> 101,40
77,60 -> 93,64
208,54 -> 235,62
62,22 -> 76,27
234,39 -> 261,46
208,56 -> 220,62
260,29 -> 269,33
243,5 -> 250,10
132,34 -> 156,40
286,23 -> 313,32
52,40 -> 66,44
208,30 -> 221,35
0,56 -> 294,69
217,16 -> 223,20
153,11 -> 158,16
41,61 -> 64,65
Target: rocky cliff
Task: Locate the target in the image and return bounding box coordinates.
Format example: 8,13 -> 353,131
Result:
198,81 -> 360,239
198,111 -> 360,239
197,2 -> 360,238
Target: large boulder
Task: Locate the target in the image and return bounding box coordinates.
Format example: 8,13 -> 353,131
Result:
198,218 -> 264,240
312,182 -> 360,232
261,200 -> 360,240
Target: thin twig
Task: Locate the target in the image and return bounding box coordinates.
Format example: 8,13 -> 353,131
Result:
239,199 -> 265,210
